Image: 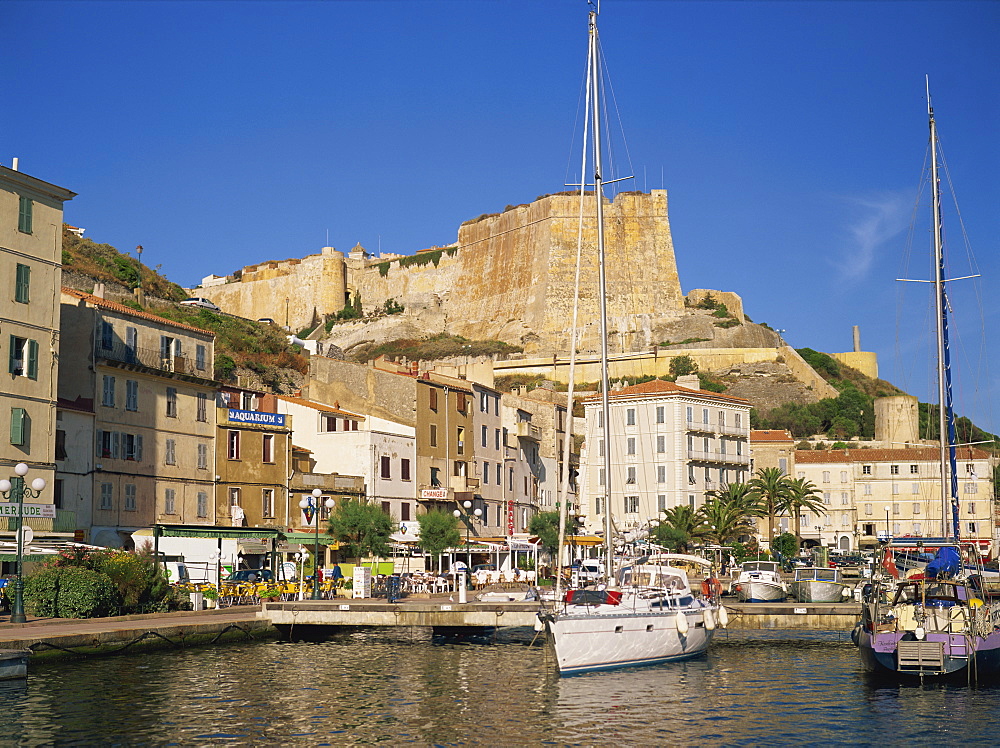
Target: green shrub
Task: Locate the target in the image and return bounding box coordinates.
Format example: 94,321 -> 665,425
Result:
215,354 -> 237,380
24,567 -> 121,618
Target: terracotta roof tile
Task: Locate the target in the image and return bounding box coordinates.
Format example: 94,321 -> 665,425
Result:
275,394 -> 365,420
750,429 -> 795,443
585,379 -> 750,405
794,446 -> 990,463
62,287 -> 215,337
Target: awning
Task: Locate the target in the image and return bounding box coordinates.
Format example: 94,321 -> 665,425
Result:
567,535 -> 605,547
280,532 -> 339,548
145,524 -> 284,540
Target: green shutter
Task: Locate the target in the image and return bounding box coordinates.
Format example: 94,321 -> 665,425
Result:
15,264 -> 30,303
18,197 -> 32,234
8,335 -> 16,375
10,408 -> 25,446
27,339 -> 38,380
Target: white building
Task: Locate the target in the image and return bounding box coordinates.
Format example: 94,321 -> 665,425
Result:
275,395 -> 417,523
581,379 -> 751,534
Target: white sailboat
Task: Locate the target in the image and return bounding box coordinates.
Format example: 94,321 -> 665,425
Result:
538,6 -> 724,676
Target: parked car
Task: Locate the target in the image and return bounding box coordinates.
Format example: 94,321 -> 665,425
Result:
227,569 -> 274,583
257,317 -> 276,325
180,297 -> 220,311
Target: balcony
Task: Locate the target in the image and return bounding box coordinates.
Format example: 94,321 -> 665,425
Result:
685,418 -> 715,434
98,340 -> 211,379
687,449 -> 750,465
450,475 -> 480,493
717,423 -> 747,436
515,422 -> 542,441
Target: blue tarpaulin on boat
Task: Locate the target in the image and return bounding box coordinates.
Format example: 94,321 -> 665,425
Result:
926,547 -> 961,579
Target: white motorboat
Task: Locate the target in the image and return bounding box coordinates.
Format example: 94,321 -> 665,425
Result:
789,567 -> 851,603
733,561 -> 786,603
542,555 -> 724,675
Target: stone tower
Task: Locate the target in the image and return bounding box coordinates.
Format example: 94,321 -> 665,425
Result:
875,395 -> 920,446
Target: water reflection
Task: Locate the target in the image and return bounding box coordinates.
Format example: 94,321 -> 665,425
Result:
2,630 -> 1000,745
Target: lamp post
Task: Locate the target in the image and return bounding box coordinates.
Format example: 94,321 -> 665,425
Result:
453,500 -> 482,581
0,463 -> 46,623
299,488 -> 335,600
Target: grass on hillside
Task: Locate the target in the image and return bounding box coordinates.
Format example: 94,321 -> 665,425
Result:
349,334 -> 523,363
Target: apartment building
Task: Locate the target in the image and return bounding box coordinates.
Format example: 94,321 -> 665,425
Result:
216,386 -> 292,529
416,372 -> 477,514
275,394 -> 414,523
469,381 -> 504,536
795,447 -> 995,553
0,165 -> 75,554
59,288 -> 217,546
581,379 -> 751,533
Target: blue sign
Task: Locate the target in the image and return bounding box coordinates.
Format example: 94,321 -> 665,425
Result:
227,409 -> 285,427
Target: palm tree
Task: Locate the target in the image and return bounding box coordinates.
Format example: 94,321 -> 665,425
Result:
784,477 -> 824,547
698,497 -> 757,545
706,482 -> 760,516
747,467 -> 793,547
652,505 -> 706,552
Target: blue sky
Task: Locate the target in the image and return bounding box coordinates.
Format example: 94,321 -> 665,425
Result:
4,0 -> 998,434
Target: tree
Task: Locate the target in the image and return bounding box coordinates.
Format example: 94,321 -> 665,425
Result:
784,477 -> 825,546
698,497 -> 758,545
669,355 -> 698,379
327,500 -> 394,566
416,510 -> 461,572
529,511 -> 575,559
748,467 -> 793,546
771,532 -> 799,565
654,505 -> 705,552
650,524 -> 693,552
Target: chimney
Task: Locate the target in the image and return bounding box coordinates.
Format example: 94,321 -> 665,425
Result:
92,282 -> 106,299
11,158 -> 18,171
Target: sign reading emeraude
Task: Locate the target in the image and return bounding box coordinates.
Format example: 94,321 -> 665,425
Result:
227,409 -> 285,427
0,503 -> 56,519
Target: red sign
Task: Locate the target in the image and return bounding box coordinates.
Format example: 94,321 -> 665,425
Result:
506,499 -> 515,536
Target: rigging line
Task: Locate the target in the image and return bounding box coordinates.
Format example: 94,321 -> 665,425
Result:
564,57 -> 594,194
597,41 -> 637,192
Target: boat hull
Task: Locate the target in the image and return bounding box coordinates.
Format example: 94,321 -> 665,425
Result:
790,580 -> 846,603
546,606 -> 714,676
855,626 -> 1000,680
737,582 -> 785,603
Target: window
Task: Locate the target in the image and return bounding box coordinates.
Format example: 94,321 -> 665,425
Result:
892,483 -> 899,495
625,496 -> 639,513
196,392 -> 207,422
401,503 -> 411,521
9,336 -> 38,379
14,263 -> 30,303
913,523 -> 922,535
656,435 -> 665,454
841,514 -> 850,528
890,465 -> 899,475
197,492 -> 208,517
823,492 -> 831,505
228,430 -> 240,460
626,408 -> 636,426
864,483 -> 872,495
702,408 -> 709,424
892,503 -> 900,515
598,468 -> 605,486
262,433 -> 274,463
165,439 -> 176,465
197,443 -> 208,469
10,407 -> 27,446
102,375 -> 116,407
688,495 -> 696,509
862,465 -> 872,475
482,461 -> 489,484
841,492 -> 849,505
321,413 -> 338,432
229,487 -> 241,507
164,489 -> 176,515
598,439 -> 604,457
429,424 -> 437,447
430,467 -> 441,487
126,327 -> 137,352
482,425 -> 488,447
656,406 -> 665,424
863,523 -> 876,535
242,392 -> 254,410
380,455 -> 391,479
864,503 -> 873,515
494,462 -> 501,487
966,463 -> 976,475
18,197 -> 32,233
822,471 -> 830,483
100,483 -> 113,510
195,344 -> 207,371
595,496 -> 604,515
718,411 -> 725,427
124,484 -> 137,511
100,321 -> 113,350
627,437 -> 636,455
688,465 -> 695,484
480,392 -> 488,412
124,433 -> 143,462
840,471 -> 848,482
778,458 -> 787,475
166,387 -> 177,417
736,440 -> 743,456
262,489 -> 274,518
401,458 -> 411,481
910,464 -> 919,474
892,522 -> 900,535
734,413 -> 742,428
457,427 -> 465,455
686,406 -> 693,423
494,428 -> 500,450
965,483 -> 978,494
625,466 -> 636,484
657,465 -> 666,483
658,494 -> 667,512
126,380 -> 138,411
456,392 -> 467,413
911,483 -> 919,495
913,503 -> 921,514
96,429 -> 118,459
55,428 -> 67,459
720,439 -> 727,455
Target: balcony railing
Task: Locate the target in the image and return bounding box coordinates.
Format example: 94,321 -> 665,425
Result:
515,422 -> 542,441
687,449 -> 750,465
97,340 -> 211,378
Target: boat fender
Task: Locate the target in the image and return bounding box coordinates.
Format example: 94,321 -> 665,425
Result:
675,612 -> 689,635
914,626 -> 926,641
842,586 -> 852,598
704,609 -> 716,630
534,616 -> 545,632
718,606 -> 729,628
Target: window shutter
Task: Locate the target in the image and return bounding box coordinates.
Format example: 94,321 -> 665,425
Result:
112,431 -> 120,459
15,264 -> 30,303
10,408 -> 25,446
174,339 -> 182,357
96,429 -> 103,456
8,336 -> 17,375
137,435 -> 144,462
27,340 -> 38,379
160,336 -> 169,359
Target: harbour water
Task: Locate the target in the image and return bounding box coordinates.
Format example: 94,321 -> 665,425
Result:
3,628 -> 1000,745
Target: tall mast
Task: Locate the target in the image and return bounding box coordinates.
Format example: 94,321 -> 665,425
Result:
589,9 -> 615,577
927,81 -> 960,539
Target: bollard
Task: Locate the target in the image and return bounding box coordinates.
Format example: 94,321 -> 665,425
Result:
458,572 -> 468,604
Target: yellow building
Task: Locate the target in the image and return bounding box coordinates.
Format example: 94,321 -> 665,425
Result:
0,165 -> 74,554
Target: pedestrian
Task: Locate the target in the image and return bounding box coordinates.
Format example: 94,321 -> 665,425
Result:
332,562 -> 344,586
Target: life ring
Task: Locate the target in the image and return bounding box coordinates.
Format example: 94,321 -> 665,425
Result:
701,577 -> 722,597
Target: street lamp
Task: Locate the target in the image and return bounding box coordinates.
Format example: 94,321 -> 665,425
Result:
299,488 -> 335,600
453,500 -> 482,578
1,463 -> 46,623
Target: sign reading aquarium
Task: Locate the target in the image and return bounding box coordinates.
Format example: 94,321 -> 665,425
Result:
227,409 -> 285,427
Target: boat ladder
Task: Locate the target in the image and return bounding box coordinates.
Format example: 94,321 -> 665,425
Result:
897,640 -> 947,674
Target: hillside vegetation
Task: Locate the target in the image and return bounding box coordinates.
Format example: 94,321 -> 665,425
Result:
348,333 -> 523,363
